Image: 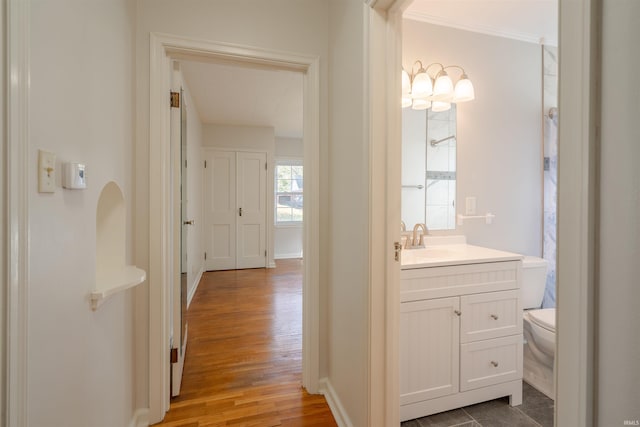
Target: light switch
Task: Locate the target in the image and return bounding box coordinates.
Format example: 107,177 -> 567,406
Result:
38,150 -> 56,193
465,196 -> 477,215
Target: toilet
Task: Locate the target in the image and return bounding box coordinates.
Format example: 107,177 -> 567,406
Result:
521,256 -> 555,399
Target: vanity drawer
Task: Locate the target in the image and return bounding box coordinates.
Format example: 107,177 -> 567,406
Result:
460,334 -> 523,392
401,261 -> 520,302
460,290 -> 522,343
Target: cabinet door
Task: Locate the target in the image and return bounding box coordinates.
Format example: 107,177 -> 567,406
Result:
400,297 -> 460,405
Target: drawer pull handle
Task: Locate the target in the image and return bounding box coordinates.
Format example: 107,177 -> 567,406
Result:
490,360 -> 499,367
490,314 -> 499,320
454,310 -> 462,316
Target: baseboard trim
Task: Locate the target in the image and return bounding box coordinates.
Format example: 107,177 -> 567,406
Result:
319,377 -> 354,427
274,252 -> 303,260
129,408 -> 149,427
187,267 -> 204,309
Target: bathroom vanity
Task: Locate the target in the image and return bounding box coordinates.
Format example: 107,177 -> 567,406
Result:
400,238 -> 523,421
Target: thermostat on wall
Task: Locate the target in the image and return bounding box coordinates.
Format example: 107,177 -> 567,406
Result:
63,162 -> 87,189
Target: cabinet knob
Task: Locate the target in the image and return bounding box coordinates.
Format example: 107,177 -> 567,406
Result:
490,360 -> 499,367
454,310 -> 461,316
490,314 -> 499,320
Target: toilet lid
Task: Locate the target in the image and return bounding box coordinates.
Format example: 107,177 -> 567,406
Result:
528,308 -> 556,332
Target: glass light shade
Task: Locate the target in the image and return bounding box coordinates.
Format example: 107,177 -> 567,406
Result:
453,74 -> 475,102
432,72 -> 454,102
411,71 -> 433,99
411,98 -> 431,110
431,101 -> 451,112
402,95 -> 412,108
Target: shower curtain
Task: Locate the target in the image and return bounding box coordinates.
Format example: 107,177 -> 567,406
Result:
542,113 -> 557,308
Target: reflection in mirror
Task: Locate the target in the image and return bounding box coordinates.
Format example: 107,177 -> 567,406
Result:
401,104 -> 456,231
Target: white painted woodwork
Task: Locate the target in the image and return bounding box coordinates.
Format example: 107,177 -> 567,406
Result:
400,259 -> 522,421
204,150 -> 266,271
460,290 -> 522,343
205,150 -> 236,270
236,151 -> 267,269
460,334 -> 523,391
400,297 -> 460,405
401,260 -> 520,302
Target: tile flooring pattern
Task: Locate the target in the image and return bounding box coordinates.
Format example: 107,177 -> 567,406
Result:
401,382 -> 554,427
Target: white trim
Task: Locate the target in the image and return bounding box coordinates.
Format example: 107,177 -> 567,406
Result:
319,378 -> 354,427
186,266 -> 204,309
555,0 -> 597,424
6,0 -> 30,425
274,253 -> 303,260
148,33 -> 321,423
403,11 -> 558,47
128,408 -> 149,427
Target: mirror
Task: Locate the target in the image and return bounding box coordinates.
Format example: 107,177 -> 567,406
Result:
401,104 -> 457,231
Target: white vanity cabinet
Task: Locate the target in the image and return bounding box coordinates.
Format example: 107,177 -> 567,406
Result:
400,257 -> 523,422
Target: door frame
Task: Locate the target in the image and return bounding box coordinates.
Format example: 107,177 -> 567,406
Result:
148,33 -> 320,423
366,0 -> 598,426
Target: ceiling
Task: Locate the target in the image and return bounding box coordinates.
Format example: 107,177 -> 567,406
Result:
180,59 -> 303,139
179,2 -> 557,139
405,0 -> 558,46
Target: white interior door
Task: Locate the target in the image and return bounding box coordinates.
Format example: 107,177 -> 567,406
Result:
205,150 -> 237,270
236,152 -> 267,269
204,149 -> 266,270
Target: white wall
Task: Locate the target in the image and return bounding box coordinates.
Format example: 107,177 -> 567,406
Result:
327,1 -> 369,425
597,0 -> 640,423
29,1 -> 137,426
275,137 -> 303,259
403,20 -> 543,256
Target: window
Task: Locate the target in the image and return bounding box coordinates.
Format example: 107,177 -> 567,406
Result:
275,161 -> 303,225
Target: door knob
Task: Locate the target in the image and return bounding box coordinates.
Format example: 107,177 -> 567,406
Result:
239,207 -> 243,216
183,220 -> 194,225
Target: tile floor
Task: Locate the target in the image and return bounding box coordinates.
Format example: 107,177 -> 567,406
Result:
401,382 -> 554,427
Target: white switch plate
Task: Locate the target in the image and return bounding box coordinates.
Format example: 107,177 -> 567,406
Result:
38,150 -> 56,193
465,196 -> 477,215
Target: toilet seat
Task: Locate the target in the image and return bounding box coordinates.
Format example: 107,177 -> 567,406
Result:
527,308 -> 555,332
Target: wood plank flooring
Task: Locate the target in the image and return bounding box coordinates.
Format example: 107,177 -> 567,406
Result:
154,259 -> 337,427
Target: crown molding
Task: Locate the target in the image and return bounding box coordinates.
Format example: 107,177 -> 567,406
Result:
404,11 -> 558,47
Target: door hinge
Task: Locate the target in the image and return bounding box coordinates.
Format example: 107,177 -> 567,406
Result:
204,252 -> 207,260
170,91 -> 180,108
185,160 -> 187,168
265,250 -> 267,257
204,160 -> 207,168
265,162 -> 267,170
170,347 -> 178,363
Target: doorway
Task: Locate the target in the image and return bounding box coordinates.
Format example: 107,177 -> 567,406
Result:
147,34 -> 321,424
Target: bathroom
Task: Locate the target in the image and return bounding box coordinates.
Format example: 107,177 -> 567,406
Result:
399,2 -> 557,426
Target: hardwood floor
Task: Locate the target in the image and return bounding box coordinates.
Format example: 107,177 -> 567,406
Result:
154,259 -> 337,427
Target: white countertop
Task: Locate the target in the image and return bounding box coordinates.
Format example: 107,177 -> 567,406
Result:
401,243 -> 523,269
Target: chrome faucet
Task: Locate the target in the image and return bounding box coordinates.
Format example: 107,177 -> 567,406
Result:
411,223 -> 428,248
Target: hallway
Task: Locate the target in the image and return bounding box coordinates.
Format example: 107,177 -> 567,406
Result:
155,259 -> 337,426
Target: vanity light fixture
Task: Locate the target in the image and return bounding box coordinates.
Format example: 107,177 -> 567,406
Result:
402,61 -> 475,111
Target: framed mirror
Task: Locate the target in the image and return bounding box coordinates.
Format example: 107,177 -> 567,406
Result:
401,104 -> 457,231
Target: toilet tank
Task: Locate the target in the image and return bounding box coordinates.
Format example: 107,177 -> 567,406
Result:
521,256 -> 548,309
